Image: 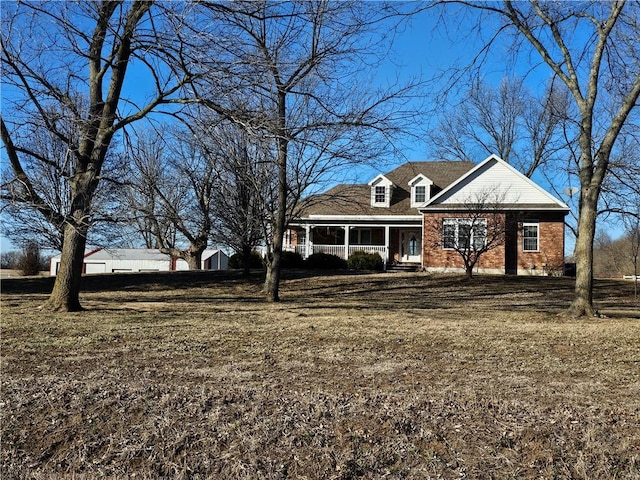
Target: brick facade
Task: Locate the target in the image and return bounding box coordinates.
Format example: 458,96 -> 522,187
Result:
423,211 -> 565,275
516,212 -> 565,274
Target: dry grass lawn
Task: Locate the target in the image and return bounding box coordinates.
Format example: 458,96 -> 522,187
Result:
1,271 -> 639,479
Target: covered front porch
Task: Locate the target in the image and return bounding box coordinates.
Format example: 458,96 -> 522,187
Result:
284,223 -> 423,269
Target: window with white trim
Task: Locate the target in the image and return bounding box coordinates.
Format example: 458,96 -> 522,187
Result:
374,185 -> 386,204
414,185 -> 426,204
523,221 -> 539,252
442,218 -> 487,250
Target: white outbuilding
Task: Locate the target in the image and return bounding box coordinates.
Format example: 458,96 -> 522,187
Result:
50,248 -> 228,276
175,249 -> 229,271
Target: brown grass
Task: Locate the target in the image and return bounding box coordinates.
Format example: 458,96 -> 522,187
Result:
2,271 -> 639,479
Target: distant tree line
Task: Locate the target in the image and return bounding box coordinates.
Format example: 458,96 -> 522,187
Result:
595,229 -> 640,279
1,242 -> 49,275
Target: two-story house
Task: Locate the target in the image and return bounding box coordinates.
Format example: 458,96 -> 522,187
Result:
286,155 -> 570,275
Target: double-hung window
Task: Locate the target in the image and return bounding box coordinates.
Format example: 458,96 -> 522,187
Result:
442,221 -> 456,249
414,185 -> 426,204
374,186 -> 386,204
523,221 -> 539,251
473,222 -> 487,250
442,218 -> 487,250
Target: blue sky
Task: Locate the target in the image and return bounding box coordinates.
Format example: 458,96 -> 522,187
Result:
342,7 -> 607,253
0,4 -> 626,255
359,10 -> 573,185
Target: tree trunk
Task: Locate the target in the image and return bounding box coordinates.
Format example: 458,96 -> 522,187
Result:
161,244 -> 205,271
44,168 -> 97,312
45,223 -> 88,312
186,242 -> 206,270
263,89 -> 288,302
242,243 -> 252,277
186,253 -> 201,270
464,262 -> 474,280
568,188 -> 598,317
264,249 -> 282,302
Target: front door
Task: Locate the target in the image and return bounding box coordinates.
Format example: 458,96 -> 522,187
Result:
400,230 -> 421,263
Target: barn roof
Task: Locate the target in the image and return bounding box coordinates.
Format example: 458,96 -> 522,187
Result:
85,248 -> 169,261
51,248 -> 226,261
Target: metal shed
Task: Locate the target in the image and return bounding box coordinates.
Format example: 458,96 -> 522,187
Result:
50,248 -> 229,276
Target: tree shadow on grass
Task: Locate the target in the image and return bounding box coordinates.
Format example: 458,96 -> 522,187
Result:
1,270 -> 263,295
2,270 -> 638,318
285,274 -> 639,317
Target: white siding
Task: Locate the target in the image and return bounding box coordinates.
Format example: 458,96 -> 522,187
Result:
409,175 -> 433,207
176,251 -> 228,270
111,259 -> 169,272
369,177 -> 394,207
204,251 -> 228,270
50,249 -> 171,276
50,259 -> 59,276
86,258 -> 170,273
50,248 -> 228,275
85,263 -> 106,274
432,157 -> 564,206
175,259 -> 189,271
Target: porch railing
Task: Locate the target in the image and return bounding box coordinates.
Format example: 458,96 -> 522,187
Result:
284,244 -> 388,261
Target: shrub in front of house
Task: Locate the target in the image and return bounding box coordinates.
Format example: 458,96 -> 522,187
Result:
305,252 -> 347,270
347,250 -> 383,271
280,250 -> 305,269
228,250 -> 264,269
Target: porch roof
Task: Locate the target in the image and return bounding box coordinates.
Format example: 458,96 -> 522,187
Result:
289,215 -> 422,228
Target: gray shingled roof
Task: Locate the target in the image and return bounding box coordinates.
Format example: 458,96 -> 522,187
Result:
298,161 -> 476,217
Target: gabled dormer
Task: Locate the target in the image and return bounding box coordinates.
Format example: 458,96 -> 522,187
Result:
409,174 -> 433,208
368,174 -> 394,208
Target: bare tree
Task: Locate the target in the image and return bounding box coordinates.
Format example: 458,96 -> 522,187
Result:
428,77 -> 570,178
121,131 -> 177,250
1,1 -> 194,310
1,112 -> 71,251
599,135 -> 640,219
1,104 -> 124,251
124,125 -> 216,270
0,251 -> 20,270
191,1 -> 422,301
205,120 -> 272,277
435,1 -> 640,317
622,204 -> 640,301
16,241 -> 46,276
593,231 -> 624,278
424,190 -> 508,279
594,211 -> 640,300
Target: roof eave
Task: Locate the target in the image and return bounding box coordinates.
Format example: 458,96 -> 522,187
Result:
420,205 -> 571,214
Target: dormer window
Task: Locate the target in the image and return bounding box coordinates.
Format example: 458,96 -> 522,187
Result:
409,174 -> 433,207
368,174 -> 394,207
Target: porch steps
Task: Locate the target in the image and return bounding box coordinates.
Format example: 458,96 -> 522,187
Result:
387,263 -> 422,273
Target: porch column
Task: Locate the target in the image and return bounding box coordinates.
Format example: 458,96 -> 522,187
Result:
305,224 -> 311,258
344,225 -> 350,261
384,225 -> 390,271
